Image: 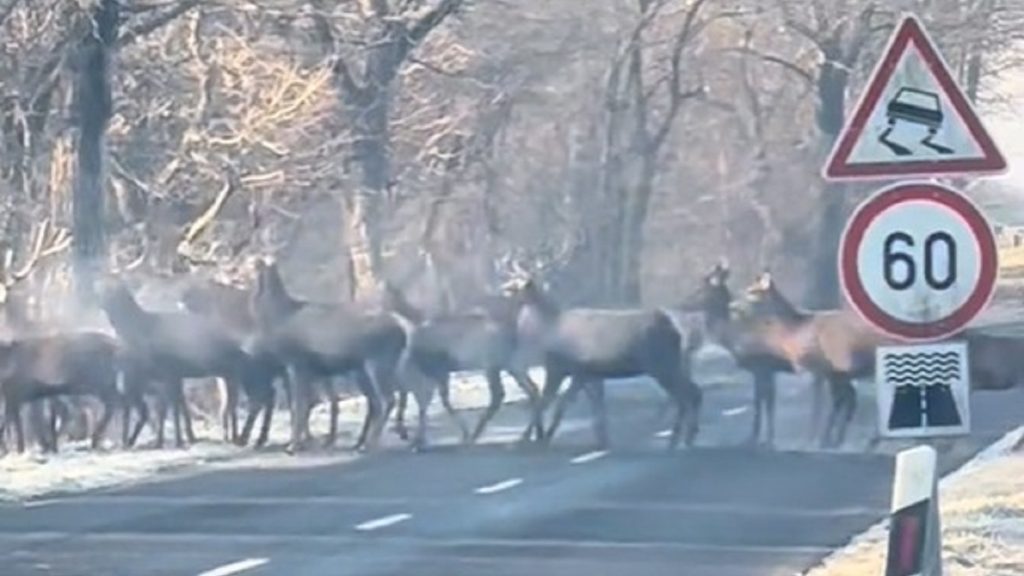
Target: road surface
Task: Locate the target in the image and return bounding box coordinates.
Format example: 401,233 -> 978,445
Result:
1,373 -> 1022,576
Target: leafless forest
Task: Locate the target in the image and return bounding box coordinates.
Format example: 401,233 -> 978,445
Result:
2,0 -> 1022,320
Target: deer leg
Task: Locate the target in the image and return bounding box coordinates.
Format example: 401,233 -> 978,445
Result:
285,366 -> 312,454
240,363 -> 275,448
658,370 -> 698,451
169,380 -> 187,448
43,400 -> 61,453
179,382 -> 197,445
809,375 -> 826,447
369,360 -> 399,446
126,391 -> 149,449
11,401 -> 26,454
91,394 -> 116,450
762,372 -> 777,448
29,401 -> 56,454
820,375 -> 847,449
470,368 -> 505,444
153,390 -> 168,449
833,377 -> 856,448
322,378 -> 340,448
538,367 -> 568,443
509,369 -> 545,443
434,372 -> 470,442
254,381 -> 276,449
353,369 -> 382,452
393,390 -> 410,440
218,377 -> 239,444
581,378 -> 609,449
546,376 -> 584,445
411,383 -> 435,453
747,373 -> 764,446
237,379 -> 259,448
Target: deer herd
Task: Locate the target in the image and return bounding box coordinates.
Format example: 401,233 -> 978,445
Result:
0,257 -> 1020,457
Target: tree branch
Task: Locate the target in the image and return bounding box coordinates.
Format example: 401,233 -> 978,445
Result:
726,46 -> 815,85
182,170 -> 239,245
118,0 -> 199,48
406,0 -> 465,45
650,0 -> 711,150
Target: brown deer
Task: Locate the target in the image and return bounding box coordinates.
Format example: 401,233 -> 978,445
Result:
0,332 -> 122,453
179,277 -> 291,441
673,261 -> 803,447
99,280 -> 276,448
383,282 -> 544,450
249,260 -> 405,453
503,276 -> 702,450
730,271 -> 895,448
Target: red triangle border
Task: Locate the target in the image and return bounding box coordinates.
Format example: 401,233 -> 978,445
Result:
823,15 -> 1007,181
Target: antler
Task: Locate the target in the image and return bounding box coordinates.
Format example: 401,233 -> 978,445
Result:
2,219 -> 72,286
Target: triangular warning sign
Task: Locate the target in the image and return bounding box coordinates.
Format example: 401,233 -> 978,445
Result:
824,15 -> 1007,181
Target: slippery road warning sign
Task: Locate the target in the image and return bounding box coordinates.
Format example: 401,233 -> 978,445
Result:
824,14 -> 1006,180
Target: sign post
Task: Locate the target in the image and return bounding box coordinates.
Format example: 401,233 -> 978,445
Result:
824,13 -> 1008,575
885,446 -> 943,576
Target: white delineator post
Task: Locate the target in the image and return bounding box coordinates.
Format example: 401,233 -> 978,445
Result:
885,445 -> 943,576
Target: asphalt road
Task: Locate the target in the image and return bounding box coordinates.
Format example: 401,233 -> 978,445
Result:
1,374 -> 1022,576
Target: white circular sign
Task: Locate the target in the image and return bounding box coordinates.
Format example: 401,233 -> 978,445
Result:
839,182 -> 997,341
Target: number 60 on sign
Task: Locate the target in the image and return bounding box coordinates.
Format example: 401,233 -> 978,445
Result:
839,182 -> 998,341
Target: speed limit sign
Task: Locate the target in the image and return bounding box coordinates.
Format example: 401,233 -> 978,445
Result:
839,181 -> 998,341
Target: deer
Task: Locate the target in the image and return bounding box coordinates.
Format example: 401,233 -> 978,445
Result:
179,277 -> 291,441
0,332 -> 123,453
729,271 -> 897,448
671,261 -> 810,447
382,281 -> 544,450
98,279 -> 276,449
249,260 -> 405,453
501,273 -> 702,450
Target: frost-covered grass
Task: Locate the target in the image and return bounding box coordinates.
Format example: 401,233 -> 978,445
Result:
805,426 -> 1024,576
0,367 -> 546,501
0,345 -> 829,502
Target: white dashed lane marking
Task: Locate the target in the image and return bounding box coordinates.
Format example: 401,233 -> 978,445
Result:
722,406 -> 750,417
570,450 -> 608,465
197,557 -> 269,576
474,478 -> 524,495
354,513 -> 413,532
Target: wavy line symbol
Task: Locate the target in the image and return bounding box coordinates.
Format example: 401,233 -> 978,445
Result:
882,346 -> 965,430
882,350 -> 962,386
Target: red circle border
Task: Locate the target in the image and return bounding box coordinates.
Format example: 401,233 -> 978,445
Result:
838,182 -> 998,341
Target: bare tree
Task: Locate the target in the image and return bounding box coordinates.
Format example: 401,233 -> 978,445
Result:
300,0 -> 467,300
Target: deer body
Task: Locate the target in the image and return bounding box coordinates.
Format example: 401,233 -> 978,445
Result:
385,285 -> 543,450
100,282 -> 276,449
0,332 -> 121,453
250,261 -> 404,452
509,280 -> 702,449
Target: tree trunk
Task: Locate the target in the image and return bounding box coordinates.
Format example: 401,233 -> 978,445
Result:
808,181 -> 845,310
71,0 -> 118,304
617,155 -> 656,305
341,81 -> 390,301
342,190 -> 382,301
807,56 -> 849,310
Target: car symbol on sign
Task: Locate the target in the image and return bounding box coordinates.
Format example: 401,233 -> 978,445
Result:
887,88 -> 943,130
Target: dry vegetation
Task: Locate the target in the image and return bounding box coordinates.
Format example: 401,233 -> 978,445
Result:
1,0 -> 1022,320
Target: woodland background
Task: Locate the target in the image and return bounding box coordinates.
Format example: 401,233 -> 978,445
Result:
1,0 -> 1022,322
